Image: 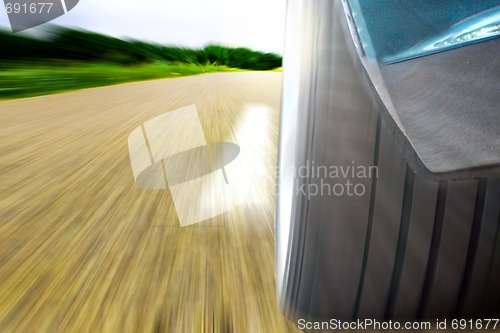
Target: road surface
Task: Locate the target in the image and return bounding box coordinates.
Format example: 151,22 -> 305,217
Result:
0,72 -> 300,332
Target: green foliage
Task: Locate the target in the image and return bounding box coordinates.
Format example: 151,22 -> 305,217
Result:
0,27 -> 281,99
0,27 -> 282,70
0,62 -> 239,99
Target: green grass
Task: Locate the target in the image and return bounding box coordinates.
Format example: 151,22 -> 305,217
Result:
0,62 -> 241,100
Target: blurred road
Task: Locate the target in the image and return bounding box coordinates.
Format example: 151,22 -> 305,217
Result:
0,72 -> 300,332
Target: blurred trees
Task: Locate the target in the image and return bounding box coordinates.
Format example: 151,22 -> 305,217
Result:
0,27 -> 282,70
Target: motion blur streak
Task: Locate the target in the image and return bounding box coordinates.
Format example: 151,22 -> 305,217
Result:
0,72 -> 301,332
225,103 -> 276,205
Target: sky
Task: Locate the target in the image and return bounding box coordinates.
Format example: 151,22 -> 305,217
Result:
0,0 -> 287,53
